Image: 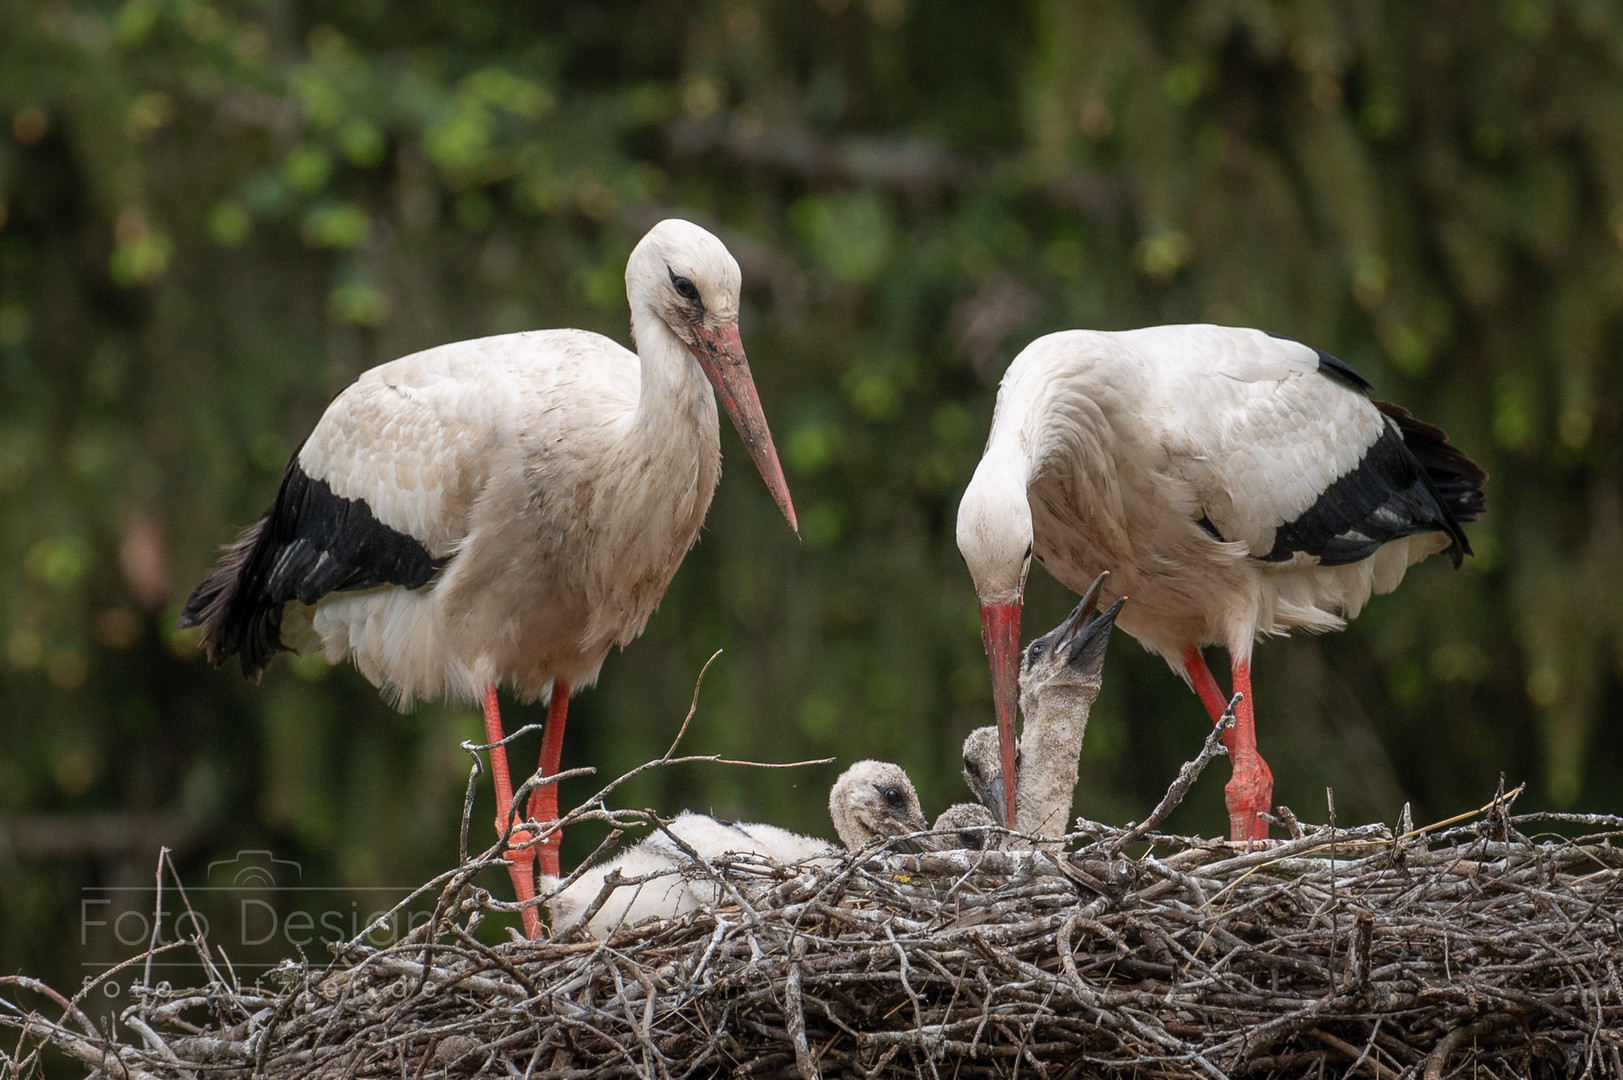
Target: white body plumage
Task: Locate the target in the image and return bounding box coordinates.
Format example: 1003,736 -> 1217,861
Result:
543,810 -> 832,939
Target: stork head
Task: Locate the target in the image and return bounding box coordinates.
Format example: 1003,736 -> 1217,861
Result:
956,450 -> 1035,829
960,725 -> 1015,827
1018,571 -> 1123,721
627,219 -> 797,534
828,760 -> 929,853
930,802 -> 1003,851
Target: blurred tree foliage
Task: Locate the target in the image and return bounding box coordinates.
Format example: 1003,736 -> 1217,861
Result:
4,0 -> 1623,982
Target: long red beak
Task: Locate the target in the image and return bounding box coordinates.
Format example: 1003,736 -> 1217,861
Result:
979,599 -> 1021,830
689,322 -> 798,534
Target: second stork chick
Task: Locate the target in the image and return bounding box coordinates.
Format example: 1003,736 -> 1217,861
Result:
931,803 -> 1002,851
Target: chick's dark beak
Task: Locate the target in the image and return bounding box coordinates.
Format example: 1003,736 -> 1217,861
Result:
1053,572 -> 1123,678
983,776 -> 1008,828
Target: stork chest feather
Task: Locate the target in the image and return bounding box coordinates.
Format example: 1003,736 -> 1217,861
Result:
437,390 -> 721,647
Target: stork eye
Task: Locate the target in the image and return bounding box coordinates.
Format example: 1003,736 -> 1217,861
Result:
881,786 -> 905,808
1026,641 -> 1043,665
963,758 -> 981,780
671,274 -> 700,302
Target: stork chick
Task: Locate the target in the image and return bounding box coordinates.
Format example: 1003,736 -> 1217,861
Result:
960,726 -> 1014,826
828,760 -> 930,851
1014,573 -> 1123,841
548,760 -> 926,938
931,803 -> 1002,851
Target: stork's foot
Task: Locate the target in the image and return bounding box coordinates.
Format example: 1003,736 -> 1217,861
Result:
1224,749 -> 1274,843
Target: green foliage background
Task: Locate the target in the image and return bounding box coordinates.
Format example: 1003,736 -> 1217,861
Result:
4,0 -> 1622,982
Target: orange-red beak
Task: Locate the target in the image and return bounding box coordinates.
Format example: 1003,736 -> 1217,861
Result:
688,322 -> 798,534
978,599 -> 1021,829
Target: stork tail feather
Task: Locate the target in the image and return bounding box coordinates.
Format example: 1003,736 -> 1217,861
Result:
177,515 -> 282,681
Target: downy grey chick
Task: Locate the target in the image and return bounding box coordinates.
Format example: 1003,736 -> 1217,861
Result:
1014,572 -> 1123,841
931,802 -> 1002,851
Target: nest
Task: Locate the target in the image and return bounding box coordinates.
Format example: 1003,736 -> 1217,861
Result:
5,721 -> 1623,1080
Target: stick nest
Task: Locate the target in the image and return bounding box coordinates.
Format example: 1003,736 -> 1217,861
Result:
3,678 -> 1622,1080
6,781 -> 1623,1080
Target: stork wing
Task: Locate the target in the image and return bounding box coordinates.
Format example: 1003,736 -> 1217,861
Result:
298,351 -> 509,558
1150,327 -> 1480,566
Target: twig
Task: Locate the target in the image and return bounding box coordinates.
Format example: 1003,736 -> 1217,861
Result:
784,939 -> 820,1080
664,649 -> 722,760
1108,696 -> 1238,854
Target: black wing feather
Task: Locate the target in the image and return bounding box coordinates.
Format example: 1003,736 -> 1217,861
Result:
179,450 -> 445,680
1253,342 -> 1487,568
1375,401 -> 1487,523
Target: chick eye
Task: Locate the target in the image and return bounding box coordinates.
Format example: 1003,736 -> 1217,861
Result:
1026,641 -> 1043,665
672,275 -> 700,302
963,758 -> 981,780
882,786 -> 905,808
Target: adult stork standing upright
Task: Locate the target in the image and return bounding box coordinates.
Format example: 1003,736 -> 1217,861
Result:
956,325 -> 1485,841
180,219 -> 797,937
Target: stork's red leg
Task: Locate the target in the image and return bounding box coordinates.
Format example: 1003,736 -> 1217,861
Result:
1181,649 -> 1273,842
483,686 -> 543,939
1182,648 -> 1229,723
524,680 -> 570,879
1226,660 -> 1273,842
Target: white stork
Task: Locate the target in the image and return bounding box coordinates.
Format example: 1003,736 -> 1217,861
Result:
180,219 -> 798,937
956,325 -> 1486,841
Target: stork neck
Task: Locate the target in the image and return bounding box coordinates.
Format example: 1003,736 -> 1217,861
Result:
997,349 -> 1112,482
1012,684 -> 1093,840
629,304 -> 714,430
981,437 -> 1033,489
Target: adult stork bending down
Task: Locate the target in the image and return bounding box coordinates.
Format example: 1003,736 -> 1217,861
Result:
956,325 -> 1485,841
180,220 -> 797,937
